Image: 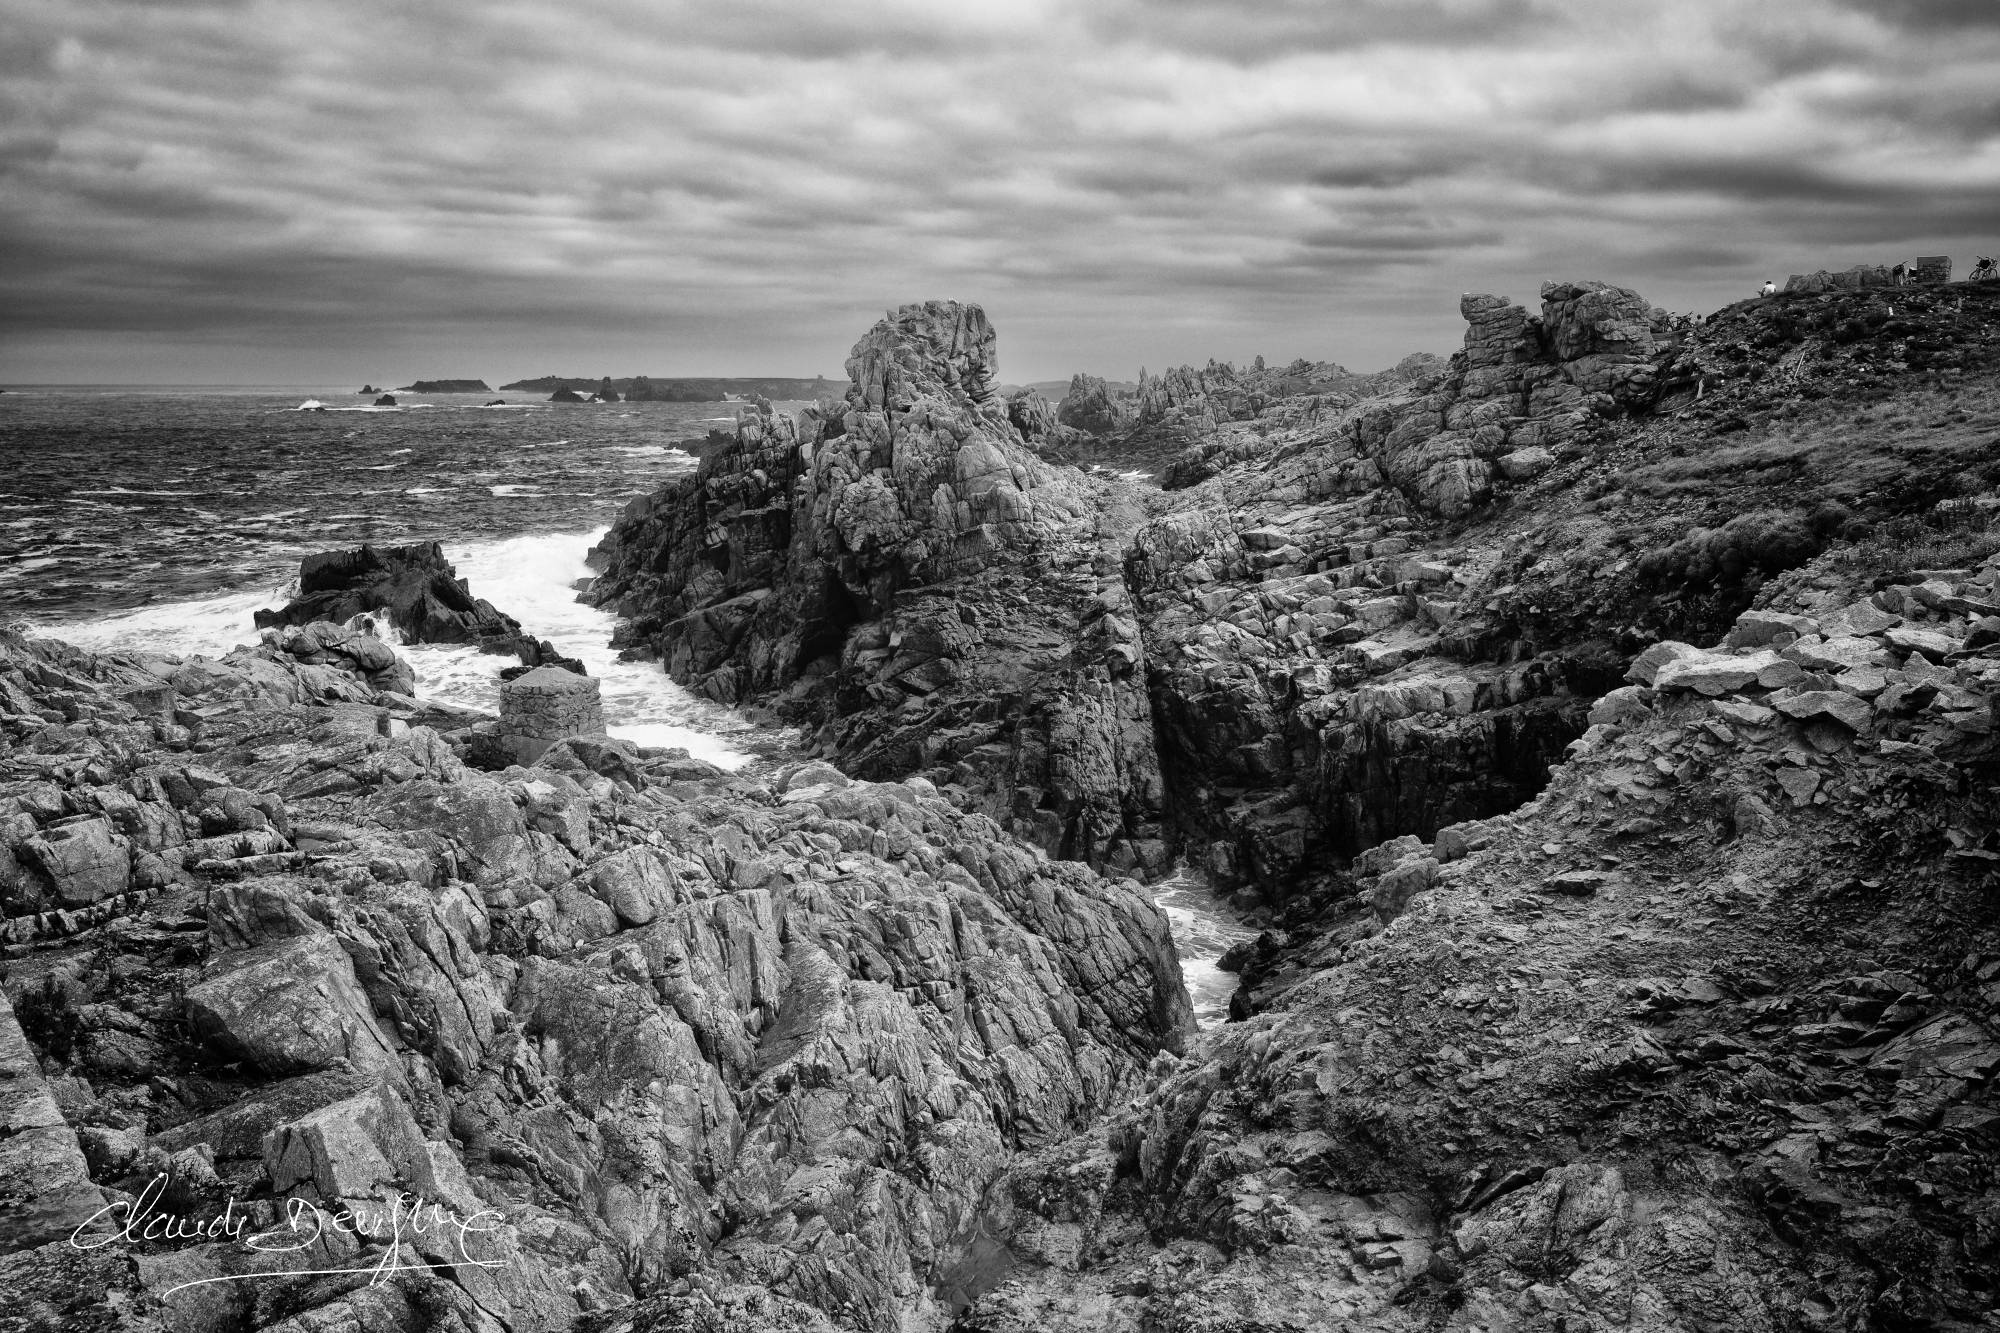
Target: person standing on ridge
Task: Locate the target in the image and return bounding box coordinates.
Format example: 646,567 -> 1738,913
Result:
1761,280 -> 1777,297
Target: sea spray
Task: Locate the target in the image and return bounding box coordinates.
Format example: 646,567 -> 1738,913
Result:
30,530 -> 757,770
1149,865 -> 1257,1028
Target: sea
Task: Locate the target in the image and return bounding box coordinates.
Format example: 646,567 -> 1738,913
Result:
0,384 -> 1250,1023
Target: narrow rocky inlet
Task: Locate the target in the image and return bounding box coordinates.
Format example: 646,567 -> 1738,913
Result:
6,276 -> 2000,1331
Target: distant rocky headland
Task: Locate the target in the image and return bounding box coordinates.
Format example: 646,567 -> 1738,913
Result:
500,374 -> 836,402
394,378 -> 493,394
6,267 -> 2000,1331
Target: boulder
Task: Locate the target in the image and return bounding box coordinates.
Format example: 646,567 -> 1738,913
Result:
1821,601 -> 1901,637
1784,635 -> 1889,673
1771,689 -> 1873,732
1587,686 -> 1653,726
17,818 -> 129,908
1497,446 -> 1554,481
1884,626 -> 1960,662
1868,1014 -> 2000,1080
1727,611 -> 1819,649
1370,854 -> 1440,922
263,1080 -> 434,1202
1653,649 -> 1780,696
185,934 -> 403,1080
1626,640 -> 1703,686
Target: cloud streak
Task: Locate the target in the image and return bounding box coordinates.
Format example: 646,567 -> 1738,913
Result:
2,0 -> 1998,384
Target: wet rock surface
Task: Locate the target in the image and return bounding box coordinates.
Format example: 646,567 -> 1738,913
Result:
256,540 -> 584,677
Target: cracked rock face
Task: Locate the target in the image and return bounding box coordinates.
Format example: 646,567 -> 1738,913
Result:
588,302 -> 1172,874
0,625 -> 1189,1330
961,561 -> 2000,1330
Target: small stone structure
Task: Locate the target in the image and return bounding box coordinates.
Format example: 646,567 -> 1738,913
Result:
498,666 -> 606,764
1913,255 -> 1952,284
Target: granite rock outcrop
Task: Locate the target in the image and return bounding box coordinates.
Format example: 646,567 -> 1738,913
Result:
0,622 -> 1190,1330
587,301 -> 1171,874
256,542 -> 583,678
946,276 -> 2000,1331
963,558 -> 2000,1330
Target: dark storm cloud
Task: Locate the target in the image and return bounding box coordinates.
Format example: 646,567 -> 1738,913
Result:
2,0 -> 1999,384
1838,0 -> 2000,32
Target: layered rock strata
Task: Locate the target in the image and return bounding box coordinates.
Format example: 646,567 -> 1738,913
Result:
1107,283 -> 1672,898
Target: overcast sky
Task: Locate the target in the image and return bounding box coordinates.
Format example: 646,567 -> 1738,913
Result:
3,0 -> 1997,386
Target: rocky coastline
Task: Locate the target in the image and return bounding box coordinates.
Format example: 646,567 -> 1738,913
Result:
6,273 -> 2000,1330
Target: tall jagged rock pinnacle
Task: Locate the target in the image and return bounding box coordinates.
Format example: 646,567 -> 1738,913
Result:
591,300 -> 1168,873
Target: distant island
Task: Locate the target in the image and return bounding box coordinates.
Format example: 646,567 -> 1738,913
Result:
499,374 -> 835,402
396,379 -> 492,393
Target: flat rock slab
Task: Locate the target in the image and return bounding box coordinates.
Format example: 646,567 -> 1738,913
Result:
1772,689 -> 1872,732
1785,636 -> 1889,673
1822,601 -> 1901,637
1712,699 -> 1776,727
1884,626 -> 1960,662
1543,869 -> 1617,897
1869,1014 -> 2000,1081
1654,650 -> 1781,696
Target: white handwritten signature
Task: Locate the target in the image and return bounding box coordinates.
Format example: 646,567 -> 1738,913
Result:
70,1174 -> 509,1295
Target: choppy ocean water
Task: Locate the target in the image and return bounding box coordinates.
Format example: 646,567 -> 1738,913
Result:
0,386 -> 788,766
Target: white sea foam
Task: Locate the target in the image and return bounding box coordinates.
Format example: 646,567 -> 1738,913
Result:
441,530 -> 754,768
488,484 -> 544,497
32,530 -> 755,770
1150,866 -> 1257,1028
44,586 -> 281,659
